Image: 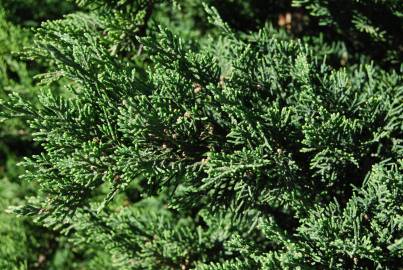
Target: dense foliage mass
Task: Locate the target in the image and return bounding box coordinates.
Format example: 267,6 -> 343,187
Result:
0,0 -> 402,269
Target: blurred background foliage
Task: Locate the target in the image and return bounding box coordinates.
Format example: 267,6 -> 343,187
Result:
0,1 -> 77,268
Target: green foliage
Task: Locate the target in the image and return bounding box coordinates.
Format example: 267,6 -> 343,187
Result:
0,2 -> 80,269
73,0 -> 167,56
1,0 -> 402,269
0,0 -> 75,25
292,0 -> 403,65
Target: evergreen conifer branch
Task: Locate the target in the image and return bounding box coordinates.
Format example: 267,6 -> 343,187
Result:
1,1 -> 401,269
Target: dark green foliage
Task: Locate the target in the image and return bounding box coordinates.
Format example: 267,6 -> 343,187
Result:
293,0 -> 403,65
73,0 -> 164,55
205,0 -> 292,31
0,0 -> 76,25
1,0 -> 402,269
0,2 -> 80,269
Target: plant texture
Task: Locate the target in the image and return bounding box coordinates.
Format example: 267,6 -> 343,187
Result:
1,0 -> 402,269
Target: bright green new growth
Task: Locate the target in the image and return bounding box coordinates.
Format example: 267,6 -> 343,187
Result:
1,0 -> 402,269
